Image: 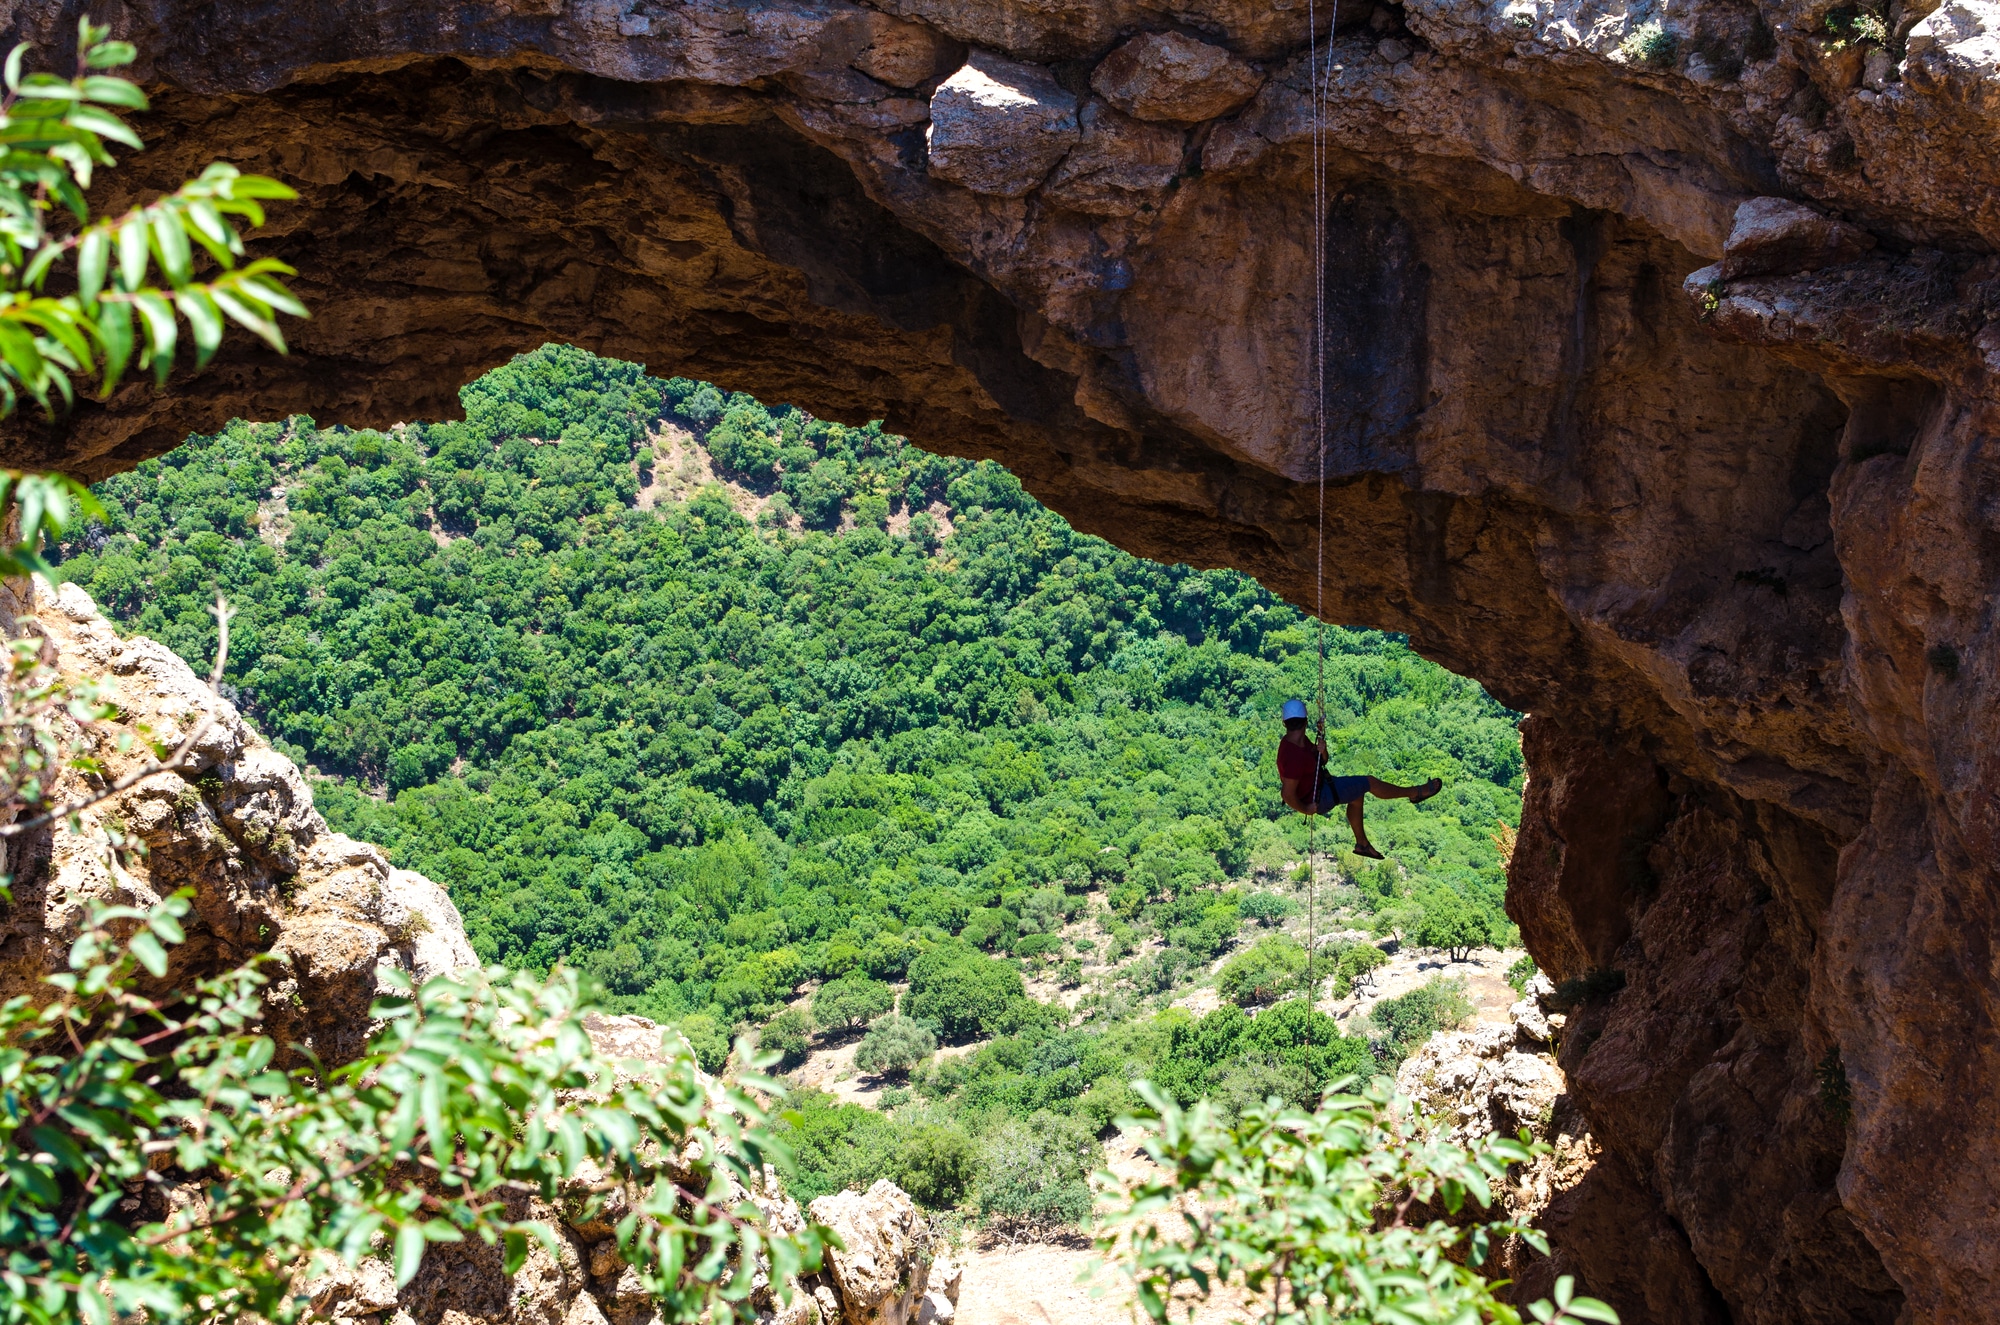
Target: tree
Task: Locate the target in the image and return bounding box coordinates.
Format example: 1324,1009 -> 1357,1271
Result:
976,1111 -> 1099,1231
811,975 -> 893,1035
760,1006 -> 812,1068
0,21 -> 302,419
1103,1079 -> 1619,1325
887,1119 -> 979,1209
1333,941 -> 1388,997
1217,935 -> 1307,1007
1369,976 -> 1475,1064
1413,886 -> 1491,961
0,894 -> 827,1325
906,943 -> 1025,1042
853,1013 -> 935,1078
1238,890 -> 1297,928
673,1012 -> 731,1073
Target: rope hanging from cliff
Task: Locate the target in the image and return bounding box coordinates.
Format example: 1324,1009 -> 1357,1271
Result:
1305,0 -> 1330,998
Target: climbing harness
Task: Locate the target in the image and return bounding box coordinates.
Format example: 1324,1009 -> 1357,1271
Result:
1304,0 -> 1330,998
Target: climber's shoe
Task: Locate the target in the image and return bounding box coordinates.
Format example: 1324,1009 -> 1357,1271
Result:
1354,843 -> 1385,860
1411,777 -> 1444,805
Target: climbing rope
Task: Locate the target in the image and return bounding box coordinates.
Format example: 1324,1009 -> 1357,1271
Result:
1304,0 -> 1330,999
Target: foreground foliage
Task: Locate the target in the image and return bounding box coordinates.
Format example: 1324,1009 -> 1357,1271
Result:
0,21 -> 300,417
0,893 -> 825,1325
1105,1080 -> 1619,1325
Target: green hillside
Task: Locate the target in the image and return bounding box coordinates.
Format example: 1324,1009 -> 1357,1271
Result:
56,344 -> 1524,1211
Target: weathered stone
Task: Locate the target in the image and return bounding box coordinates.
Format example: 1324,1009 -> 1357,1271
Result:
1043,100 -> 1182,215
809,1181 -> 931,1325
3,0 -> 2000,1317
926,49 -> 1079,196
0,577 -> 478,1065
1089,31 -> 1264,123
1719,196 -> 1878,280
851,14 -> 960,89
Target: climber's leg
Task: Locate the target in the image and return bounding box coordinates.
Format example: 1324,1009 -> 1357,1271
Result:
1346,796 -> 1383,859
1367,775 -> 1443,803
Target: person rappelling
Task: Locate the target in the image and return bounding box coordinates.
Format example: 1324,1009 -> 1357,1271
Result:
1275,697 -> 1441,859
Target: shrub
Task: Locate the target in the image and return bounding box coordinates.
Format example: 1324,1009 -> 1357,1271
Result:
977,1110 -> 1101,1231
1209,1054 -> 1313,1121
906,942 -> 1027,1041
889,1117 -> 980,1208
1506,953 -> 1539,994
1014,932 -> 1061,961
672,1012 -> 732,1073
854,1014 -> 936,1078
812,974 -> 894,1034
1238,890 -> 1298,928
761,1006 -> 812,1068
0,894 -> 828,1325
1332,941 -> 1388,996
1218,935 -> 1307,1007
1103,1079 -> 1620,1325
1618,20 -> 1679,66
708,404 -> 781,484
1368,976 -> 1475,1064
852,493 -> 890,528
776,1091 -> 897,1204
682,383 -> 726,427
1550,967 -> 1626,1010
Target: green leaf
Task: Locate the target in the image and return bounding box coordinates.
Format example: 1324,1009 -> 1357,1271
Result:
130,290 -> 177,382
65,104 -> 143,150
128,930 -> 168,976
151,209 -> 192,284
79,74 -> 147,107
96,296 -> 132,391
394,1221 -> 428,1287
84,41 -> 138,69
78,227 -> 109,305
116,214 -> 148,291
174,288 -> 223,367
502,1231 -> 529,1276
1564,1299 -> 1621,1324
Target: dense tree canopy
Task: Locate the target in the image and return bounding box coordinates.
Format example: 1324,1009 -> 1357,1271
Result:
51,343 -> 1541,1236
57,343 -> 1522,1034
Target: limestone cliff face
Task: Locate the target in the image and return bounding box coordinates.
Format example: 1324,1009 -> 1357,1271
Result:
0,0 -> 1991,1318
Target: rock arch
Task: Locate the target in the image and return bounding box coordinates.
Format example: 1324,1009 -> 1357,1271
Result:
3,0 -> 1997,1319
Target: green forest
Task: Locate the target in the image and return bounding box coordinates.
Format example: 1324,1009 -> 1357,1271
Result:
57,344 -> 1525,1220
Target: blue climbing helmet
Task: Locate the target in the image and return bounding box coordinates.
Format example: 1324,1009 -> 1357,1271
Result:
1281,698 -> 1309,722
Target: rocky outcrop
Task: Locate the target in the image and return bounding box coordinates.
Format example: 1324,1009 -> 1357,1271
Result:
0,575 -> 479,1062
0,0 -> 1994,1317
0,578 -> 953,1325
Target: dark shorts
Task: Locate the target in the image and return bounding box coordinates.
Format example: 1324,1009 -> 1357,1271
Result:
1316,776 -> 1371,810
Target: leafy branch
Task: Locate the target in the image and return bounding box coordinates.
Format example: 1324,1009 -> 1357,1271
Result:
1100,1078 -> 1621,1325
0,19 -> 303,419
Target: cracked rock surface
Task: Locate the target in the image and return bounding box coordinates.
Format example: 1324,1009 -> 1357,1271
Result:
0,0 -> 1996,1317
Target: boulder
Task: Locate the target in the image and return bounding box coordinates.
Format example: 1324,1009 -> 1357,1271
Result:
1717,197 -> 1877,280
808,1181 -> 933,1325
926,49 -> 1079,196
1043,100 -> 1183,216
1089,32 -> 1264,123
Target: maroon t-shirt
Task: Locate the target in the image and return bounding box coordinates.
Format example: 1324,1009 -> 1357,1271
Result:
1276,737 -> 1323,789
